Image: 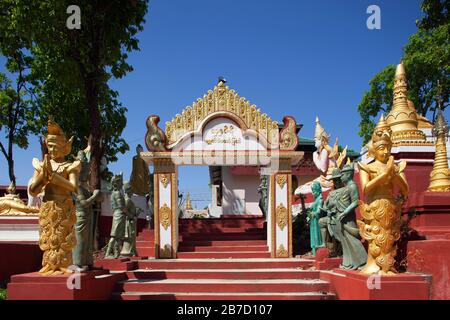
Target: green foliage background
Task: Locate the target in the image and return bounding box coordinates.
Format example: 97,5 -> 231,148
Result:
358,0 -> 449,144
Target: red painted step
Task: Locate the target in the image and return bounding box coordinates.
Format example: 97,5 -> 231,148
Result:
137,259 -> 314,270
126,269 -> 320,280
179,220 -> 265,228
179,227 -> 265,233
180,239 -> 267,246
114,292 -> 335,300
176,251 -> 271,259
115,278 -> 330,293
181,233 -> 266,241
178,245 -> 268,252
136,247 -> 155,258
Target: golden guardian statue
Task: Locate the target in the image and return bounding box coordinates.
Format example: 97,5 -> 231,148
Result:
29,117 -> 81,275
357,115 -> 409,275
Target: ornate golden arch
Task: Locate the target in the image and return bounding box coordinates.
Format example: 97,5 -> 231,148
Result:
164,81 -> 279,148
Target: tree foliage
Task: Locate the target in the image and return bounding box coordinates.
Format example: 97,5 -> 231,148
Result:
358,0 -> 449,144
0,0 -> 148,187
0,17 -> 39,185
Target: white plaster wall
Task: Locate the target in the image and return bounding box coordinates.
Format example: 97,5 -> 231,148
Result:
275,176 -> 289,253
267,178 -> 272,252
221,167 -> 262,215
159,177 -> 172,249
0,224 -> 39,241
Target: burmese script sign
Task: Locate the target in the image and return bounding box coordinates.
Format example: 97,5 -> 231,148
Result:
205,124 -> 242,146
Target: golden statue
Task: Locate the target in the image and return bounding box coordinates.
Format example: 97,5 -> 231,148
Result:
357,115 -> 409,275
29,117 -> 81,275
295,117 -> 347,195
0,182 -> 39,215
129,144 -> 151,196
428,110 -> 450,191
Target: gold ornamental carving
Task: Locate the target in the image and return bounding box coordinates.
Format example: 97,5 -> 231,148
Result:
276,203 -> 288,231
160,244 -> 172,258
164,80 -> 279,146
276,175 -> 287,189
159,203 -> 172,230
276,244 -> 288,258
160,174 -> 170,188
279,116 -> 298,150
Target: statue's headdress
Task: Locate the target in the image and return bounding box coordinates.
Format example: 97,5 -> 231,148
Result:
77,150 -> 90,182
314,117 -> 330,142
367,115 -> 393,157
109,172 -> 124,191
45,116 -> 73,155
6,181 -> 16,195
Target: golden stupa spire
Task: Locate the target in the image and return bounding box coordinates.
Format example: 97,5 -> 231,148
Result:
428,110 -> 450,192
385,61 -> 426,144
185,193 -> 193,210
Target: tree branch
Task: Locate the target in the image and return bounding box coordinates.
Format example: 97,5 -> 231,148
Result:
0,140 -> 8,159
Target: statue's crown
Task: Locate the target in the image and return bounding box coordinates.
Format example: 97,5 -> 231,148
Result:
314,117 -> 329,140
372,114 -> 392,147
47,116 -> 66,137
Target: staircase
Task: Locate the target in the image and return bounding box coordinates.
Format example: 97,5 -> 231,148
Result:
177,215 -> 269,259
114,216 -> 335,300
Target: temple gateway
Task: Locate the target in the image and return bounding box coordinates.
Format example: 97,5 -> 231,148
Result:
142,78 -> 306,259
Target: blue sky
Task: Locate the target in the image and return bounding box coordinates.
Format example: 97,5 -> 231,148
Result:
1,0 -> 445,207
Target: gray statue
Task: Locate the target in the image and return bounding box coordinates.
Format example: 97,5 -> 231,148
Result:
105,173 -> 126,259
72,150 -> 101,271
257,175 -> 268,219
337,162 -> 368,270
318,169 -> 343,257
121,181 -> 143,256
320,167 -> 367,269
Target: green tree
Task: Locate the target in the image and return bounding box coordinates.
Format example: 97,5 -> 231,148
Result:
358,0 -> 449,144
0,62 -> 38,186
0,0 -> 148,188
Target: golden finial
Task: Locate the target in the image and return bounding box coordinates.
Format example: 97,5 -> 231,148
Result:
185,193 -> 193,210
395,60 -> 406,77
385,61 -> 426,144
427,110 -> 450,192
